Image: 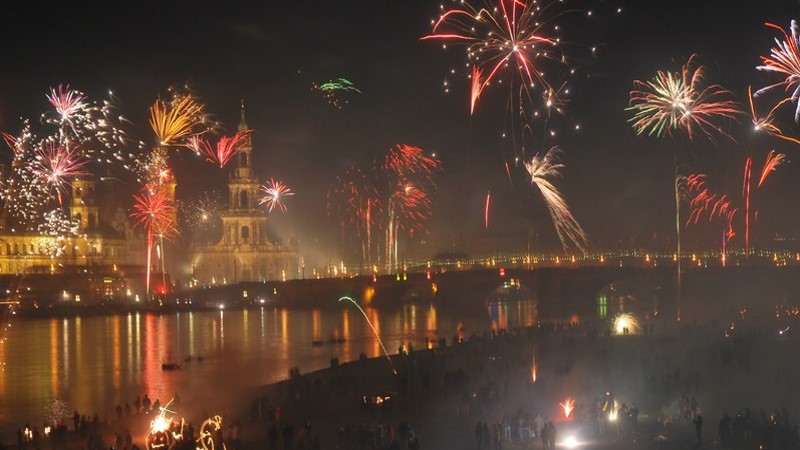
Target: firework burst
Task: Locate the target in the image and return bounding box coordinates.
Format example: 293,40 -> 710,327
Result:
748,86 -> 800,145
327,166 -> 382,267
31,142 -> 90,206
179,191 -> 223,244
131,184 -> 178,240
560,397 -> 576,419
524,147 -> 587,254
312,78 -> 362,109
755,20 -> 800,123
187,129 -> 252,168
628,54 -> 742,142
328,145 -> 441,272
148,85 -> 217,148
422,0 -> 578,115
131,184 -> 178,297
383,144 -> 441,270
258,179 -> 294,213
1,85 -> 144,230
46,84 -> 88,125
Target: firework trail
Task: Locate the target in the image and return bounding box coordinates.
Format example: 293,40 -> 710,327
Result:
327,167 -> 382,268
258,178 -> 294,213
328,145 -> 440,272
758,150 -> 786,188
485,190 -> 491,229
628,55 -> 741,321
523,147 -> 587,254
748,86 -> 800,145
743,156 -> 753,258
339,296 -> 397,375
755,20 -> 800,123
686,173 -> 737,243
628,54 -> 742,142
382,144 -> 441,271
742,151 -> 787,257
187,129 -> 252,168
1,132 -> 20,156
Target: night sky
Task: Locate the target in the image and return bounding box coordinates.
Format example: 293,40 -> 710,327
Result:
2,1 -> 800,267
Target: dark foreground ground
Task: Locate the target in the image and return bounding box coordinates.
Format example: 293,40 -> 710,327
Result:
6,318 -> 800,450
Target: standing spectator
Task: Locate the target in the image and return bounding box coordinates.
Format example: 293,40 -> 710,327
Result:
693,413 -> 703,445
718,413 -> 731,448
143,395 -> 151,413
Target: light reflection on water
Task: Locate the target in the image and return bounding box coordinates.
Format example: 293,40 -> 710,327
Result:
0,299 -> 539,440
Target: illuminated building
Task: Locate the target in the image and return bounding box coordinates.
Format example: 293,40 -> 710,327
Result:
190,103 -> 299,285
0,175 -> 147,306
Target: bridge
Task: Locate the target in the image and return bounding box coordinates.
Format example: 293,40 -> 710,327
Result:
177,264 -> 800,322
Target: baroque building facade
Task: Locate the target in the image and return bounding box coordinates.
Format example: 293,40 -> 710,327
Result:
0,177 -> 145,275
189,104 -> 299,285
0,172 -> 148,306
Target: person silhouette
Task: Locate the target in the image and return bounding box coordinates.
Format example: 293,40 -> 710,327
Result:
693,413 -> 703,445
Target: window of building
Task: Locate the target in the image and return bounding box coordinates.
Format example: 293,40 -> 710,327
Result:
240,191 -> 249,209
242,226 -> 250,244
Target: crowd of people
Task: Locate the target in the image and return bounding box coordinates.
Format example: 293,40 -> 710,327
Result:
7,315 -> 800,450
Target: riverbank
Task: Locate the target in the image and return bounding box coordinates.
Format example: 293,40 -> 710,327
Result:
7,319 -> 797,450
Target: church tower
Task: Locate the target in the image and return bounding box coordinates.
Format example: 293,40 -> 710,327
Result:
189,101 -> 299,285
220,102 -> 269,250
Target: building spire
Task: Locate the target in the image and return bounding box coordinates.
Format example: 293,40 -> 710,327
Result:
238,99 -> 248,131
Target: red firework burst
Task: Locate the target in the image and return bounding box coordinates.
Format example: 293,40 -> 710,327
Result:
187,129 -> 252,168
130,185 -> 178,240
32,142 -> 90,206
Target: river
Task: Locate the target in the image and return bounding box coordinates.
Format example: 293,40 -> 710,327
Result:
0,296 -> 544,442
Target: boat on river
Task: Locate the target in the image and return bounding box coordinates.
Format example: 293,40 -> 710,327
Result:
161,362 -> 181,371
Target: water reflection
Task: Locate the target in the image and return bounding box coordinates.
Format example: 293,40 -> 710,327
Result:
0,299 -> 540,441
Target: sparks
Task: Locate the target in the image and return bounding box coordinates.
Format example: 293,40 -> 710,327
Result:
259,178 -> 294,213
627,54 -> 742,142
31,142 -> 90,206
422,0 -> 581,115
755,20 -> 800,123
188,129 -> 252,168
524,147 -> 588,254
